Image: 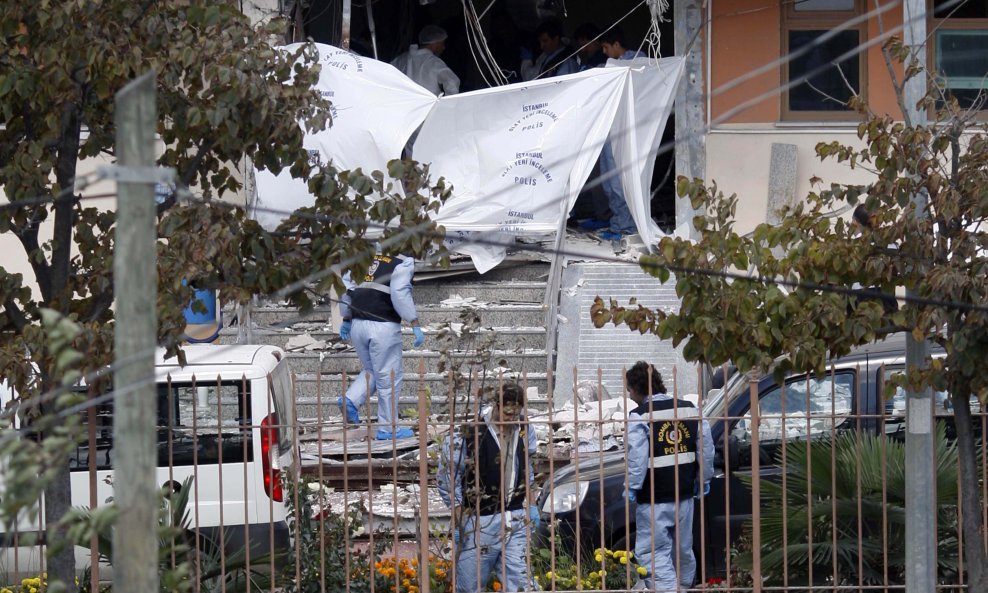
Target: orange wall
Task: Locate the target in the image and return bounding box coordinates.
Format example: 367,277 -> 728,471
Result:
711,0 -> 905,124
710,0 -> 780,124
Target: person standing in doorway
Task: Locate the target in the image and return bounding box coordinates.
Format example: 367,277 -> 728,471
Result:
573,22 -> 607,71
437,382 -> 540,592
625,361 -> 715,591
521,17 -> 578,80
596,26 -> 644,242
337,250 -> 425,440
391,24 -> 460,96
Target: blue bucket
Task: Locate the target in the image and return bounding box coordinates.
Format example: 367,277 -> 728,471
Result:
183,287 -> 221,343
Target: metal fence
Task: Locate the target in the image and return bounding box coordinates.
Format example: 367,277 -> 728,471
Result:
1,359 -> 980,593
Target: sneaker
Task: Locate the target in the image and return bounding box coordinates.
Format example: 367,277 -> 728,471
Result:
598,229 -> 623,241
336,397 -> 361,424
375,427 -> 415,440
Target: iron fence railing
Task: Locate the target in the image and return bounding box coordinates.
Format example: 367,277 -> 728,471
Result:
1,361 -> 981,593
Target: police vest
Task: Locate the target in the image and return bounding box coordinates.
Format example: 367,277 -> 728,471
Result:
461,420 -> 528,516
632,398 -> 700,504
349,254 -> 403,323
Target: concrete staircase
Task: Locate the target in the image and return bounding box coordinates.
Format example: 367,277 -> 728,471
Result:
219,260 -> 555,423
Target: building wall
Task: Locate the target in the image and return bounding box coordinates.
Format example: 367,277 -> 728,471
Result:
710,0 -> 904,125
703,0 -> 909,232
705,127 -> 872,235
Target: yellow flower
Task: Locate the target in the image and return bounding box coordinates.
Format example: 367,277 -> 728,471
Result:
619,556 -> 628,565
545,571 -> 554,579
637,566 -> 648,576
594,553 -> 603,562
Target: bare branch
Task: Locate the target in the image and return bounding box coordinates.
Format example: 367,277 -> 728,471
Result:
3,297 -> 28,332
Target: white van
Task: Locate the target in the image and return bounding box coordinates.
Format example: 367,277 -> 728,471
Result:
0,344 -> 298,578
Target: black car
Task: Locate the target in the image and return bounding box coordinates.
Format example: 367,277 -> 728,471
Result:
536,335 -> 963,579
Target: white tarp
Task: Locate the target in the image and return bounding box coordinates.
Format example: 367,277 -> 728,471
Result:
251,44 -> 437,231
606,56 -> 684,247
415,67 -> 629,271
250,46 -> 685,273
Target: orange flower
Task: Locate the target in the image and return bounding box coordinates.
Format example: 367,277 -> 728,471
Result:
492,581 -> 502,591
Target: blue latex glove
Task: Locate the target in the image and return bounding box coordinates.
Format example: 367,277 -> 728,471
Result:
412,326 -> 425,347
452,528 -> 460,545
695,481 -> 711,499
339,319 -> 352,342
624,489 -> 637,504
528,505 -> 540,528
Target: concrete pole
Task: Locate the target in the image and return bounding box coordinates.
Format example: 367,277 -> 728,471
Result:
902,2 -> 935,592
112,70 -> 159,593
341,0 -> 351,49
674,0 -> 706,240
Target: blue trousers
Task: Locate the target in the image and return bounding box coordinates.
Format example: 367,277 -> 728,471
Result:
635,498 -> 696,592
599,142 -> 636,235
455,509 -> 535,593
343,319 -> 404,430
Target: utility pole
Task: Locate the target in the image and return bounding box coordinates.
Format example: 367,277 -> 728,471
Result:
113,71 -> 159,593
902,2 -> 934,592
674,0 -> 705,241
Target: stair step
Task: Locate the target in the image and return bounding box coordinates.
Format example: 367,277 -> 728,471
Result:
246,304 -> 547,329
415,261 -> 551,282
292,390 -> 553,423
217,326 -> 549,351
409,281 -> 546,304
291,371 -> 548,402
285,349 -> 548,374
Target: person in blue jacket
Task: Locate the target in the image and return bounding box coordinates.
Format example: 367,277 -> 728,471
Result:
625,361 -> 715,591
437,382 -> 539,592
337,251 -> 425,440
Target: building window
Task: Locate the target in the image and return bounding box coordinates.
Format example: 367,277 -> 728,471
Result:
782,0 -> 867,120
932,0 -> 988,111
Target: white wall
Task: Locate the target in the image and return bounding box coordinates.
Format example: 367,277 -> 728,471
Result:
705,125 -> 875,235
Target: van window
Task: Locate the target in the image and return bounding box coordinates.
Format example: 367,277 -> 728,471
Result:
69,379 -> 253,471
883,368 -> 979,434
268,364 -> 294,455
731,371 -> 855,467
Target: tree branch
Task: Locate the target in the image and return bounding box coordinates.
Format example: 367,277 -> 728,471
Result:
3,296 -> 28,332
14,222 -> 52,303
50,71 -> 86,305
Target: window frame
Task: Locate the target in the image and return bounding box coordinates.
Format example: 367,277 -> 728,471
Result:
69,378 -> 254,472
929,0 -> 988,114
730,370 -> 858,469
781,0 -> 869,121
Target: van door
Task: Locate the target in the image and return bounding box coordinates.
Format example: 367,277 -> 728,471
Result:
68,376 -> 259,536
703,371 -> 857,576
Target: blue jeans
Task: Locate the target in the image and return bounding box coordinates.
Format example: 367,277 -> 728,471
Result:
344,319 -> 404,430
635,498 -> 696,591
599,142 -> 636,235
455,509 -> 536,593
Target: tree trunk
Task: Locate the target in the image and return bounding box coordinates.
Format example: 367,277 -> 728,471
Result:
39,369 -> 77,593
952,388 -> 988,593
44,458 -> 74,590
